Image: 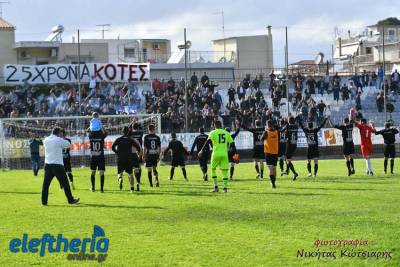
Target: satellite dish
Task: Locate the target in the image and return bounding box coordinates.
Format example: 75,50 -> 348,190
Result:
314,52 -> 324,64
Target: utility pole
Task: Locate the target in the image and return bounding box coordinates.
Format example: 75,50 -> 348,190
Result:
0,1 -> 10,18
285,26 -> 289,116
184,28 -> 188,132
77,29 -> 82,115
382,25 -> 387,122
213,10 -> 225,58
96,24 -> 111,39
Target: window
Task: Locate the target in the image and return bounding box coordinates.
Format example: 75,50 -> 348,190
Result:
20,51 -> 27,58
388,29 -> 395,36
124,48 -> 136,58
365,47 -> 372,54
153,43 -> 160,50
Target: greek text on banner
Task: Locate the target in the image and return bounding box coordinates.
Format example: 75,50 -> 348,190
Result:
3,63 -> 150,85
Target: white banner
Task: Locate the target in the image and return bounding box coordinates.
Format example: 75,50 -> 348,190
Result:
3,63 -> 150,85
2,128 -> 398,158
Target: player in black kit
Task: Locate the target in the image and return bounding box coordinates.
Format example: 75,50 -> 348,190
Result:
88,129 -> 108,192
242,120 -> 265,179
227,121 -> 240,180
299,117 -> 328,177
60,129 -> 74,189
375,122 -> 399,174
164,133 -> 189,181
331,117 -> 355,176
278,118 -> 288,176
285,116 -> 300,180
143,124 -> 161,187
129,121 -> 144,185
112,126 -> 142,193
190,128 -> 210,181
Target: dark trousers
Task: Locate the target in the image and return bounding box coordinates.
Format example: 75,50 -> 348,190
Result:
199,153 -> 209,173
31,154 -> 40,176
42,164 -> 74,205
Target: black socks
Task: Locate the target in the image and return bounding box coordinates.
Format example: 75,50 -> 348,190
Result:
390,159 -> 394,173
90,174 -> 95,190
279,159 -> 284,172
384,159 -> 388,172
269,175 -> 276,188
148,171 -> 153,186
288,162 -> 297,175
100,175 -> 104,191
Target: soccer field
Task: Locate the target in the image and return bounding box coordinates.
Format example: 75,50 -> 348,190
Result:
0,159 -> 398,266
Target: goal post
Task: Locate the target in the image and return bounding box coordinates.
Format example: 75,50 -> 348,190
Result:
0,114 -> 161,171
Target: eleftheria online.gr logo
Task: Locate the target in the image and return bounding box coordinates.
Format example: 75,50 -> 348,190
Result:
9,225 -> 109,261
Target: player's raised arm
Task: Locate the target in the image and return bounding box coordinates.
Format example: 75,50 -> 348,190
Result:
133,139 -> 142,157
298,115 -> 306,132
316,117 -> 328,132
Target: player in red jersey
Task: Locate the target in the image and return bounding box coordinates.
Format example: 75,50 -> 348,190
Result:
354,118 -> 376,175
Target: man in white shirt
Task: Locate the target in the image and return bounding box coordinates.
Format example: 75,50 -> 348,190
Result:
41,127 -> 80,206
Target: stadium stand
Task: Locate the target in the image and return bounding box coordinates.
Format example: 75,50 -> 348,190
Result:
0,71 -> 399,132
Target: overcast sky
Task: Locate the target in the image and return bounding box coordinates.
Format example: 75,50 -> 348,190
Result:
2,0 -> 399,66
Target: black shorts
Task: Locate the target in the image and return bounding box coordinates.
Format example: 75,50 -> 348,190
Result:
117,159 -> 133,174
145,154 -> 159,168
90,156 -> 105,171
131,153 -> 140,168
307,145 -> 319,159
286,144 -> 297,159
199,152 -> 209,167
172,156 -> 185,167
63,158 -> 71,172
343,142 -> 355,156
265,153 -> 278,166
279,142 -> 287,157
384,144 -> 396,158
253,146 -> 264,159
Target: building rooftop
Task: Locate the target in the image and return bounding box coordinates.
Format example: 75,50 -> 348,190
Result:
289,60 -> 315,65
0,18 -> 15,30
13,41 -> 60,49
81,38 -> 170,42
212,34 -> 268,42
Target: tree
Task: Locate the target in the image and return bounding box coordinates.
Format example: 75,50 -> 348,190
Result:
377,17 -> 400,26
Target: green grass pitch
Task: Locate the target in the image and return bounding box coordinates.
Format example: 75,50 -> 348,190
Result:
0,159 -> 399,266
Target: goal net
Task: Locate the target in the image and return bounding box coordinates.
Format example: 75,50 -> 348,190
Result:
0,114 -> 161,171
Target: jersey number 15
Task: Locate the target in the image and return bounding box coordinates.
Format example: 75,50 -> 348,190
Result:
218,134 -> 226,144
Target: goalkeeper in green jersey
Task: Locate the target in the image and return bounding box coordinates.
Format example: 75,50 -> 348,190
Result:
198,120 -> 234,193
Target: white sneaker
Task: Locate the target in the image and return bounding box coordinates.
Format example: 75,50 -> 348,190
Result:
307,173 -> 312,177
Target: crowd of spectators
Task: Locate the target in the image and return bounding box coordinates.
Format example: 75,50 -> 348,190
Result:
1,68 -> 399,133
0,78 -> 145,119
